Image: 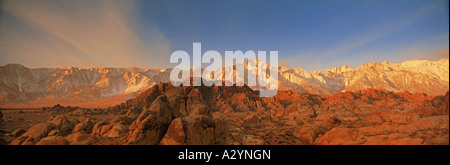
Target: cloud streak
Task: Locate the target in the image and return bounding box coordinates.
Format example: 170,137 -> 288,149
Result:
435,50 -> 449,58
311,0 -> 446,65
0,0 -> 171,68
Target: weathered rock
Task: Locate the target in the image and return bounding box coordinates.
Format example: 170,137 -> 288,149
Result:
9,136 -> 26,145
66,132 -> 97,145
314,126 -> 361,145
396,124 -> 420,134
315,113 -> 337,127
111,116 -> 135,125
187,98 -> 212,117
243,113 -> 260,124
100,124 -> 114,135
241,134 -> 266,145
443,91 -> 449,115
359,123 -> 389,135
10,123 -> 56,145
387,137 -> 424,145
215,101 -> 234,113
366,113 -> 385,124
59,122 -> 75,136
406,113 -> 421,123
159,118 -> 186,145
390,113 -> 408,124
36,136 -> 69,145
323,91 -> 356,105
415,117 -> 442,129
0,110 -> 3,123
160,106 -> 223,145
72,120 -> 95,134
428,137 -> 449,145
362,138 -> 387,145
284,101 -> 316,120
104,124 -> 128,138
91,121 -> 109,135
372,111 -> 389,123
49,115 -> 74,136
89,120 -> 128,138
335,110 -> 359,122
70,108 -> 87,116
125,95 -> 173,145
49,115 -> 71,129
164,87 -> 184,118
47,130 -> 61,136
182,115 -> 218,145
4,83 -> 447,146
11,129 -> 26,138
293,123 -> 319,144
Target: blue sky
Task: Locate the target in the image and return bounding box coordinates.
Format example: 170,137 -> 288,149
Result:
0,0 -> 448,70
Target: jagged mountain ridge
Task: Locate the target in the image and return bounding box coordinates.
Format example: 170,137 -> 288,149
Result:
277,58 -> 449,95
0,58 -> 448,107
0,64 -> 172,105
210,58 -> 449,95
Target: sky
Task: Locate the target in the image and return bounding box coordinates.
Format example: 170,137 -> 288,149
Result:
0,0 -> 448,71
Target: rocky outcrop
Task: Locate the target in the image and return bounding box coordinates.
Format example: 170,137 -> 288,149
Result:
111,115 -> 135,125
445,91 -> 449,113
90,121 -> 128,138
104,124 -> 128,138
283,101 -> 317,120
160,97 -> 223,145
49,115 -> 74,136
66,132 -> 98,145
124,95 -> 173,144
91,121 -> 110,135
36,136 -> 69,145
3,75 -> 448,146
293,123 -> 319,144
10,129 -> 26,138
10,123 -> 56,145
158,118 -> 186,145
427,91 -> 450,115
314,126 -> 362,145
72,117 -> 95,134
0,110 -> 3,123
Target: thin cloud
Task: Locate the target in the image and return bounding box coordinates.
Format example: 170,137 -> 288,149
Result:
281,1 -> 445,72
417,49 -> 450,60
0,0 -> 171,68
316,0 -> 445,62
435,49 -> 449,57
385,33 -> 449,62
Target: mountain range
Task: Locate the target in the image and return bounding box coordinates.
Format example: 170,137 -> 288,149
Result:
0,58 -> 448,108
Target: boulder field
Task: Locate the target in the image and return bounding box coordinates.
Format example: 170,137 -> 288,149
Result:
4,82 -> 449,145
